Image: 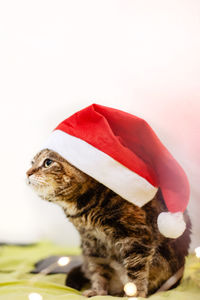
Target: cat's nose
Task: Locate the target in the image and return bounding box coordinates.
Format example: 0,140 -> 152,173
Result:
26,168 -> 34,178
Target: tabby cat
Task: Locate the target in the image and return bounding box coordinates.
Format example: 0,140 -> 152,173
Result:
26,149 -> 191,297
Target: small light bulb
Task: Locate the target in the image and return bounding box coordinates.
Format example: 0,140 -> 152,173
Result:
195,247 -> 200,258
57,256 -> 70,266
124,282 -> 137,296
28,293 -> 43,300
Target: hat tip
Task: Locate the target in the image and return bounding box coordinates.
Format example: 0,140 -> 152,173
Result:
157,212 -> 186,239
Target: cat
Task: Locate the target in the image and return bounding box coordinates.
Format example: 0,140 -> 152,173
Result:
26,149 -> 191,297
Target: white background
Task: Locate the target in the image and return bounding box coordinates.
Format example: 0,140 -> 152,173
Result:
0,0 -> 199,249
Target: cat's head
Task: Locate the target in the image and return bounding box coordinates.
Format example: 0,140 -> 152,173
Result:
26,149 -> 93,205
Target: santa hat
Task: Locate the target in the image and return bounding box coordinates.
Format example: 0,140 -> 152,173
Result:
43,104 -> 189,239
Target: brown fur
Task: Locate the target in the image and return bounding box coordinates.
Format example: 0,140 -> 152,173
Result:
27,149 -> 191,297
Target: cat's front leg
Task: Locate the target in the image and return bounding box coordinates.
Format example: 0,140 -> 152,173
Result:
120,242 -> 153,297
122,256 -> 150,297
82,257 -> 112,297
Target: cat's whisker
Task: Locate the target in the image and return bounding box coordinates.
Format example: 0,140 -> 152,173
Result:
34,177 -> 47,184
37,176 -> 46,181
30,176 -> 47,185
30,180 -> 48,187
37,180 -> 47,185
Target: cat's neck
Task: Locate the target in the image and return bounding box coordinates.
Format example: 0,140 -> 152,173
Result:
59,182 -> 108,219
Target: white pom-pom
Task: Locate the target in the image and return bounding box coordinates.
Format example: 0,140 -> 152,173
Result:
157,212 -> 186,239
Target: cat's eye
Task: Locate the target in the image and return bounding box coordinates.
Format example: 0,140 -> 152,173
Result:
43,159 -> 53,168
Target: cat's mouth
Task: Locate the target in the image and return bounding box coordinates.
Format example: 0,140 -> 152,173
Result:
27,174 -> 75,202
28,174 -> 47,187
27,174 -> 54,199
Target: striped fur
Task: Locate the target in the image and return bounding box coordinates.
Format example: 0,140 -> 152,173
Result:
27,149 -> 191,297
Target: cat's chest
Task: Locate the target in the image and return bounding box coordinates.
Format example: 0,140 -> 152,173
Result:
69,211 -> 120,257
80,227 -> 114,257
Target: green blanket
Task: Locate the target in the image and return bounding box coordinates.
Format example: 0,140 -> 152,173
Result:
0,242 -> 199,300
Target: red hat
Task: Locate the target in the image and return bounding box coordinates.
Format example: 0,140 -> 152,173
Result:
43,104 -> 189,238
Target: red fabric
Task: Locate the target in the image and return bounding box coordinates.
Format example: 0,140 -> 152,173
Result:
55,104 -> 189,213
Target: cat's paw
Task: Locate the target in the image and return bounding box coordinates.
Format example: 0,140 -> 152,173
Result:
82,289 -> 107,297
136,290 -> 147,298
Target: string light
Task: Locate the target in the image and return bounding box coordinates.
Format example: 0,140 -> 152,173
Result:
195,247 -> 200,258
29,253 -> 71,300
28,293 -> 43,300
124,282 -> 137,297
31,256 -> 71,282
28,257 -> 71,299
27,247 -> 200,300
57,256 -> 70,266
28,247 -> 200,299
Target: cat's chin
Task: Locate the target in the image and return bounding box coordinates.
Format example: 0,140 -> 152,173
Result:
31,185 -> 56,203
40,196 -> 53,202
38,193 -> 56,203
31,188 -> 54,202
38,194 -> 68,207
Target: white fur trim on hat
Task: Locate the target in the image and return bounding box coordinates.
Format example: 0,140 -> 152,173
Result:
157,212 -> 186,239
43,130 -> 158,207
